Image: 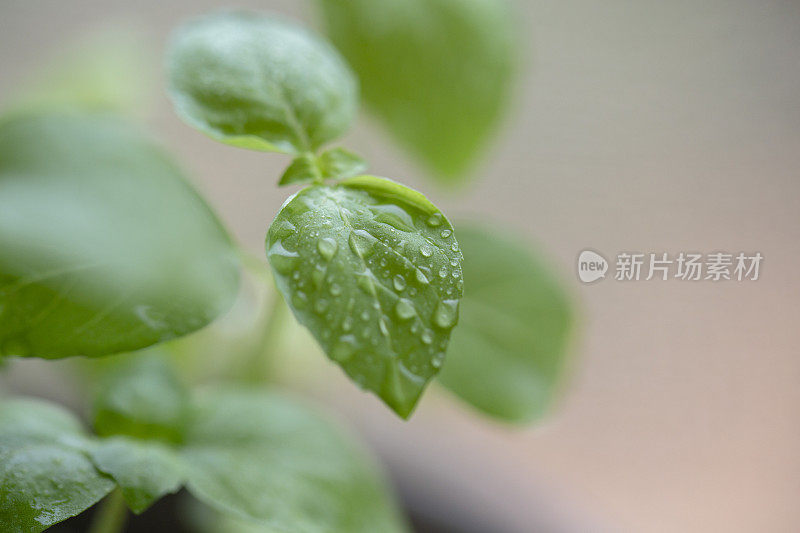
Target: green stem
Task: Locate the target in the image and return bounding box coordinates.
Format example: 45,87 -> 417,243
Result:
238,249 -> 287,382
89,489 -> 127,533
243,291 -> 287,382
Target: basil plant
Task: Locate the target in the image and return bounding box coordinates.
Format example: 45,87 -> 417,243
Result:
0,6 -> 571,533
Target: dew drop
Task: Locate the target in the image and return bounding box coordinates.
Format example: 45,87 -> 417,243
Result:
421,329 -> 434,345
395,299 -> 415,320
415,269 -> 429,285
431,352 -> 445,369
267,242 -> 299,275
372,204 -> 415,231
451,242 -> 459,252
438,267 -> 448,278
357,274 -> 376,296
331,336 -> 356,362
292,291 -> 308,309
271,220 -> 296,240
317,237 -> 338,261
360,310 -> 370,321
379,316 -> 390,336
434,300 -> 458,329
420,244 -> 433,258
329,283 -> 342,296
314,299 -> 329,314
342,316 -> 353,331
426,213 -> 443,227
349,230 -> 376,257
312,269 -> 325,288
440,229 -> 452,238
393,274 -> 407,291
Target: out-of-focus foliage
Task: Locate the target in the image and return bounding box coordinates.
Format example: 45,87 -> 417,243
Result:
438,223 -> 573,422
167,11 -> 358,155
0,358 -> 408,532
0,111 -> 241,359
183,387 -> 407,533
0,399 -> 115,532
267,176 -> 463,418
92,355 -> 190,444
317,0 -> 517,183
6,28 -> 152,117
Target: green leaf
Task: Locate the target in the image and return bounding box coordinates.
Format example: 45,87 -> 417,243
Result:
279,148 -> 368,186
1,385 -> 406,530
0,399 -> 114,533
88,437 -> 184,514
168,11 -> 358,154
437,223 -> 573,422
182,388 -> 407,533
92,354 -> 190,444
317,0 -> 517,182
0,111 -> 240,359
266,176 -> 463,417
279,153 -> 322,186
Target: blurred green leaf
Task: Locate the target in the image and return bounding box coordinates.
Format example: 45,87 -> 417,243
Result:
7,27 -> 153,117
438,223 -> 573,422
266,176 -> 463,418
317,0 -> 517,182
167,11 -> 358,155
182,388 -> 407,533
0,111 -> 241,359
0,399 -> 114,533
92,354 -> 190,444
88,436 -> 184,514
2,385 -> 407,531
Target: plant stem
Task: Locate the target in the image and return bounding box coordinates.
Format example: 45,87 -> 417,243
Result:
89,489 -> 127,533
238,249 -> 286,382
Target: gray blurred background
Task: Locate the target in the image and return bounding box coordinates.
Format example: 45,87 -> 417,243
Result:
2,0 -> 799,531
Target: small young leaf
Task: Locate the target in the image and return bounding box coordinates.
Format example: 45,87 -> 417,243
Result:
182,388 -> 407,533
317,0 -> 517,182
437,224 -> 573,422
279,148 -> 368,186
266,176 -> 463,417
168,11 -> 358,154
88,437 -> 184,514
317,148 -> 368,180
279,153 -> 322,186
92,354 -> 190,444
0,399 -> 115,533
0,112 -> 240,359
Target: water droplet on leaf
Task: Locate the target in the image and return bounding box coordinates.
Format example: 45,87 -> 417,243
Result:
395,299 -> 415,320
427,213 -> 443,227
317,237 -> 338,261
434,300 -> 458,329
